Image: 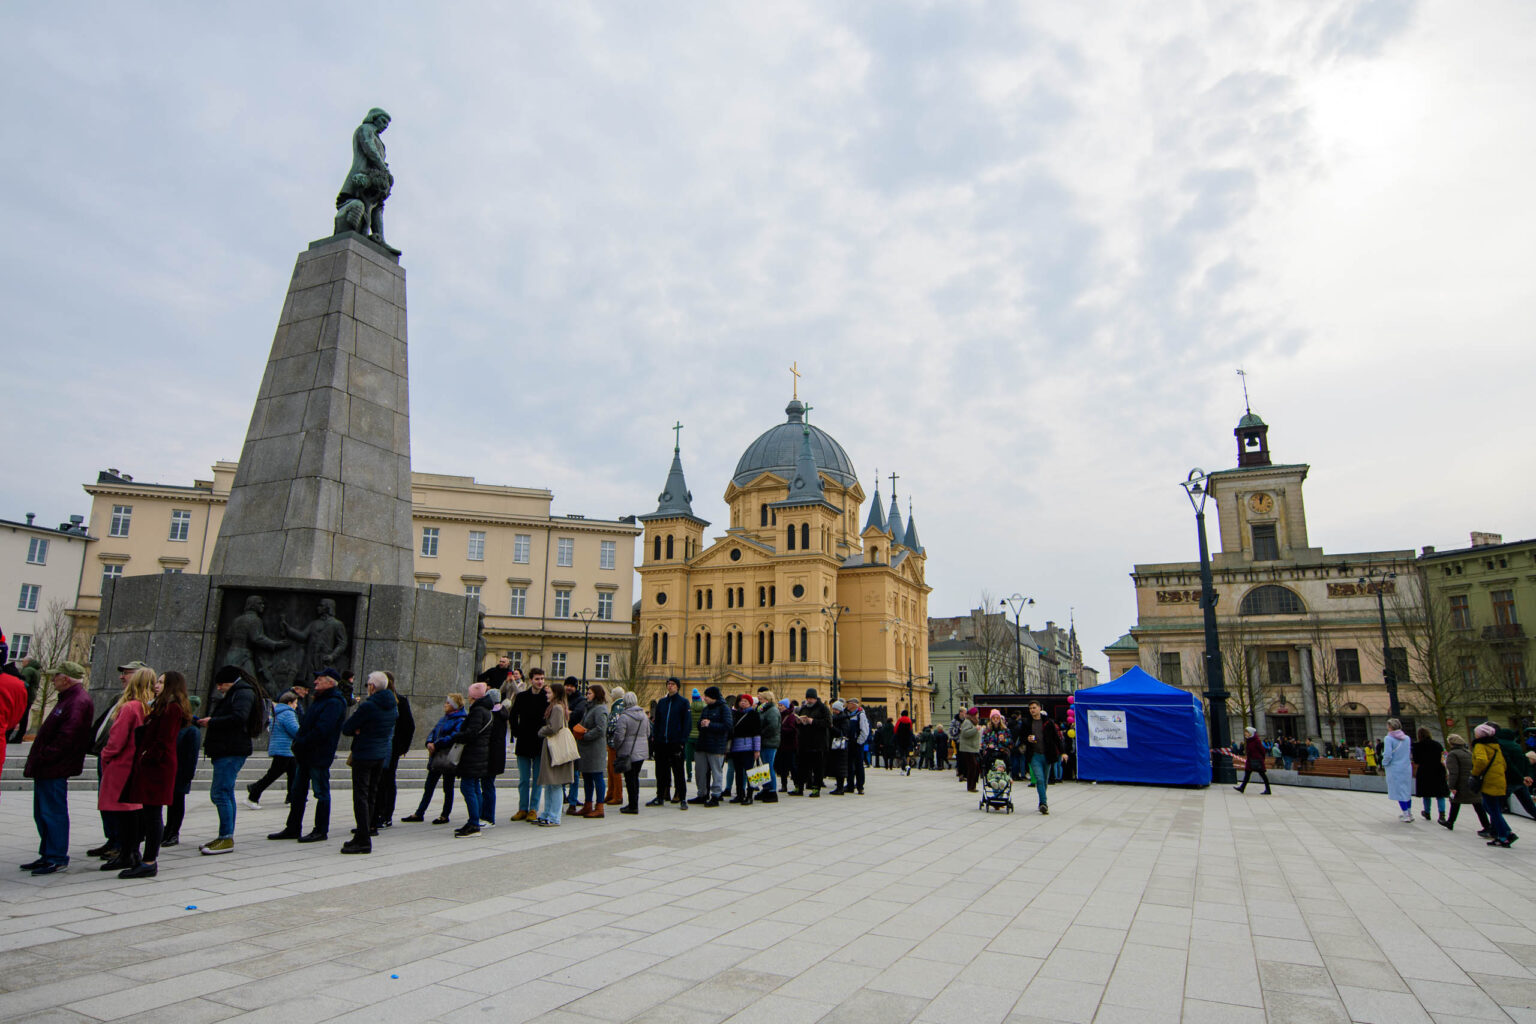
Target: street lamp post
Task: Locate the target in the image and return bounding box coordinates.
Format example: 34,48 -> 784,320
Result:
1359,569 -> 1401,719
822,604 -> 849,700
575,607 -> 598,684
1183,469 -> 1236,785
1001,593 -> 1034,694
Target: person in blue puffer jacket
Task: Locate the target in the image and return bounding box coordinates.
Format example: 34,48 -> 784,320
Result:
245,691 -> 301,808
402,694 -> 466,824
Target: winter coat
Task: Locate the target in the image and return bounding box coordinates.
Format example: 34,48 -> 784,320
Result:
876,722 -> 896,756
895,715 -> 915,751
653,693 -> 691,745
99,700 -> 145,812
957,719 -> 981,755
689,699 -> 703,741
267,704 -> 300,758
1024,714 -> 1063,761
1472,739 -> 1508,797
1244,734 -> 1267,771
567,692 -> 590,734
123,702 -> 185,807
204,679 -> 260,759
175,723 -> 201,794
537,702 -> 575,787
730,707 -> 763,756
697,699 -> 733,754
1498,730 -> 1530,788
485,700 -> 509,776
577,702 -> 610,774
509,687 -> 549,759
758,701 -> 782,749
426,709 -> 466,747
612,705 -> 650,767
796,699 -> 831,752
291,687 -> 347,767
0,669 -> 26,775
391,696 -> 416,760
26,684 -> 94,780
454,695 -> 497,778
778,707 -> 798,753
342,687 -> 399,762
1411,737 -> 1449,799
1382,731 -> 1412,802
1445,745 -> 1479,805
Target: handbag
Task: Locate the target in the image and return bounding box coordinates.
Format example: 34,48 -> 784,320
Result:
830,737 -> 847,750
572,723 -> 587,739
428,745 -> 463,774
745,762 -> 771,786
548,726 -> 580,766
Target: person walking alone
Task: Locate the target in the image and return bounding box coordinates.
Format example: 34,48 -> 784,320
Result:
1023,701 -> 1067,815
1382,718 -> 1414,822
1233,726 -> 1272,795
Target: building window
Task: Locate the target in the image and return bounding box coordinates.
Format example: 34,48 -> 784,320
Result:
727,588 -> 735,609
18,584 -> 40,611
417,581 -> 434,591
789,628 -> 797,661
1250,523 -> 1279,561
554,588 -> 571,618
1159,652 -> 1182,686
551,652 -> 566,676
509,587 -> 527,616
958,665 -> 968,684
597,592 -> 613,620
759,586 -> 767,607
169,509 -> 192,542
514,534 -> 531,563
1336,648 -> 1361,683
508,651 -> 523,670
1342,717 -> 1368,747
557,537 -> 574,567
1449,594 -> 1471,630
1239,585 -> 1304,616
594,654 -> 611,679
666,535 -> 674,559
799,626 -> 808,662
787,524 -> 796,551
11,634 -> 30,661
769,586 -> 776,607
801,522 -> 810,550
1387,647 -> 1410,684
600,540 -> 616,570
1265,650 -> 1291,687
1492,590 -> 1518,627
652,536 -> 661,562
696,589 -> 703,611
109,505 -> 132,537
1499,651 -> 1526,688
163,567 -> 183,575
102,564 -> 124,591
1458,655 -> 1478,689
465,584 -> 481,605
467,531 -> 485,561
26,538 -> 48,564
421,527 -> 439,557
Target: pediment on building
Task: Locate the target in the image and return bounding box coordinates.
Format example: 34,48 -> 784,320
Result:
724,474 -> 789,502
693,534 -> 776,569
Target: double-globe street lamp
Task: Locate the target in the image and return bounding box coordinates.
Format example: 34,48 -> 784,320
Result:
1000,593 -> 1035,693
1358,568 -> 1402,719
822,604 -> 849,700
1182,468 -> 1236,785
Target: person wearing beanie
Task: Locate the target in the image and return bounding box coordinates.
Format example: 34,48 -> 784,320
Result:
828,700 -> 854,795
1442,734 -> 1487,833
692,686 -> 731,806
776,698 -> 800,796
1472,722 -> 1515,846
196,665 -> 264,855
728,694 -> 763,804
1233,726 -> 1272,796
685,683 -> 703,786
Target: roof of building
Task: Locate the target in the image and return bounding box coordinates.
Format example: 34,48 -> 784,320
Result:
771,424 -> 841,512
1237,412 -> 1266,429
1419,536 -> 1536,560
638,445 -> 709,526
863,485 -> 886,533
1103,632 -> 1138,652
0,515 -> 91,538
902,503 -> 923,553
885,489 -> 905,546
732,399 -> 859,489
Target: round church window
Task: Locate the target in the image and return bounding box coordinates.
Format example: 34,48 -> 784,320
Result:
656,592 -> 667,606
792,584 -> 805,599
730,548 -> 742,561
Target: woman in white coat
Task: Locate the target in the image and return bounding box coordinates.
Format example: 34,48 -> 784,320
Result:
1380,717 -> 1414,822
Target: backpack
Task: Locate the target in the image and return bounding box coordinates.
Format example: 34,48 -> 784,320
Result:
246,683 -> 272,738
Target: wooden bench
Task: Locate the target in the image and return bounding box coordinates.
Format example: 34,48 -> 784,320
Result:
1297,757 -> 1372,778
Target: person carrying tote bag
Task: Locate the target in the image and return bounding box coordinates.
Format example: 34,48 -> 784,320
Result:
534,683 -> 577,826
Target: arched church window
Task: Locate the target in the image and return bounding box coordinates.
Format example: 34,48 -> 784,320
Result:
787,524 -> 796,551
800,523 -> 810,550
653,536 -> 661,561
1240,585 -> 1305,616
666,535 -> 674,559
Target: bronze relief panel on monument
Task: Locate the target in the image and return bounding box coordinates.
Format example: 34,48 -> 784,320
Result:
215,588 -> 358,693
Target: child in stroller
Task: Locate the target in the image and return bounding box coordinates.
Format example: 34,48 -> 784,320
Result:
979,749 -> 1014,813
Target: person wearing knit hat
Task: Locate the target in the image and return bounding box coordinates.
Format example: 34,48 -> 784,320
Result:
1472,722 -> 1515,846
727,694 -> 763,804
693,686 -> 731,806
1442,734 -> 1488,834
794,689 -> 832,796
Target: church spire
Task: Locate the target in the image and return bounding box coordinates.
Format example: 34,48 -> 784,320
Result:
902,497 -> 923,553
784,423 -> 826,502
650,421 -> 697,518
864,468 -> 886,533
886,471 -> 905,545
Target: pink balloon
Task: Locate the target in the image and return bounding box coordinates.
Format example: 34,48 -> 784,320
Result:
1066,695 -> 1075,704
1066,711 -> 1075,722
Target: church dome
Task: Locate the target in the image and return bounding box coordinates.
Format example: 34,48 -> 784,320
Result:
732,400 -> 859,489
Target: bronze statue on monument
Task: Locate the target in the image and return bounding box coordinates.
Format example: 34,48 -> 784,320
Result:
334,107 -> 400,256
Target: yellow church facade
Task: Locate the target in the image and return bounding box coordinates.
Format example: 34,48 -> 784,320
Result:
636,397 -> 933,725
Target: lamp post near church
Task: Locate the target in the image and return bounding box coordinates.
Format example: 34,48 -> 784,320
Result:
1182,468 -> 1236,785
1001,594 -> 1033,693
822,604 -> 848,700
1359,568 -> 1401,719
575,607 -> 598,683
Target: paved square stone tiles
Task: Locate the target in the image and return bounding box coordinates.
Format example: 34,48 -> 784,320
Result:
2,772 -> 1533,1022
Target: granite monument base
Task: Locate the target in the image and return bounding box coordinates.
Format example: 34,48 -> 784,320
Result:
88,572 -> 477,711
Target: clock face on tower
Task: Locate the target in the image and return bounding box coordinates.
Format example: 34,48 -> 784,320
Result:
1248,493 -> 1274,515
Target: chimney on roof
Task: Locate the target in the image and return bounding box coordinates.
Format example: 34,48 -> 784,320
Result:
1470,532 -> 1502,548
107,468 -> 119,476
25,513 -> 34,525
1421,545 -> 1436,556
121,473 -> 133,482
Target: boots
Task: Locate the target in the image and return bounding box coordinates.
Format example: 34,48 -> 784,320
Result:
577,801 -> 593,818
608,777 -> 624,805
587,803 -> 605,819
759,790 -> 778,803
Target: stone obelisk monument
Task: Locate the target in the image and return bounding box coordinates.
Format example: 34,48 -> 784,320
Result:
90,109 -> 475,703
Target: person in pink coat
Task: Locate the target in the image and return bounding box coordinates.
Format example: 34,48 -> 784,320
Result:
97,668 -> 155,871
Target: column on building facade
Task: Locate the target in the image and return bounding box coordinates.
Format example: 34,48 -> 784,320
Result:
1296,645 -> 1319,741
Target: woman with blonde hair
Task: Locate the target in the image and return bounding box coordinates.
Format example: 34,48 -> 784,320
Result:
117,672 -> 192,877
97,668 -> 155,871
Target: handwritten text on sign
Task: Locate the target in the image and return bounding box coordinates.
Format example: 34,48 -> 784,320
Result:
1086,709 -> 1128,748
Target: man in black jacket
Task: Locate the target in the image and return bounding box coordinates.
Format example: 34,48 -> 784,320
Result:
648,677 -> 690,808
452,683 -> 496,837
1023,701 -> 1067,815
509,670 -> 549,821
271,668 -> 347,843
340,672 -> 399,854
795,689 -> 832,797
198,665 -> 260,855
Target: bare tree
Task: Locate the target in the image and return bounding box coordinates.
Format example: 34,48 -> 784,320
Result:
1218,615 -> 1261,729
970,592 -> 1015,694
26,599 -> 75,729
1304,614 -> 1346,746
1478,635 -> 1535,729
614,638 -> 657,706
1389,570 -> 1476,742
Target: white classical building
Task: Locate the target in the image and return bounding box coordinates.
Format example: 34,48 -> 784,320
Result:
1,512 -> 92,663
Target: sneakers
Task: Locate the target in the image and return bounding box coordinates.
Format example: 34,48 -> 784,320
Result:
454,825 -> 481,838
199,838 -> 234,856
1040,804 -> 1049,815
511,810 -> 531,821
1488,838 -> 1512,848
808,789 -> 821,798
645,797 -> 665,807
479,820 -> 496,829
1400,812 -> 1414,823
243,797 -> 262,810
537,819 -> 560,827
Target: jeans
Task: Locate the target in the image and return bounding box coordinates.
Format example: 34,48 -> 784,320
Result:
351,759 -> 383,842
761,748 -> 778,792
460,776 -> 485,827
33,777 -> 70,865
479,776 -> 496,822
1421,795 -> 1448,817
847,750 -> 865,792
414,769 -> 455,818
210,755 -> 247,838
286,761 -> 332,834
516,755 -> 540,812
1484,796 -> 1513,841
582,771 -> 607,806
1029,754 -> 1049,807
540,783 -> 566,823
694,751 -> 725,798
247,754 -> 296,802
566,776 -> 580,808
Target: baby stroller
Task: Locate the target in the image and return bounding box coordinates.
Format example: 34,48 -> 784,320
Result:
979,756 -> 1014,813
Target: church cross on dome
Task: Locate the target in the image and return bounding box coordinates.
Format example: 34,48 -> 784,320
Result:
672,420 -> 684,452
889,470 -> 899,498
789,361 -> 801,400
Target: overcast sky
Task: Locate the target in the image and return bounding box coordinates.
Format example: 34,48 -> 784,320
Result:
3,1 -> 1532,672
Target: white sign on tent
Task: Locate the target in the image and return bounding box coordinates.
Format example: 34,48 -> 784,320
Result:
1085,709 -> 1128,748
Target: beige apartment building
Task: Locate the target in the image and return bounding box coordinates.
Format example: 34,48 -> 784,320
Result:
69,464 -> 639,683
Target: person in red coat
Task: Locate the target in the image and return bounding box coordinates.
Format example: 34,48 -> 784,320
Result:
0,662 -> 28,781
118,672 -> 192,878
97,669 -> 155,871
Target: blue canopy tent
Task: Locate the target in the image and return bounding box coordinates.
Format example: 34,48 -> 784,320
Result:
1073,667 -> 1210,787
